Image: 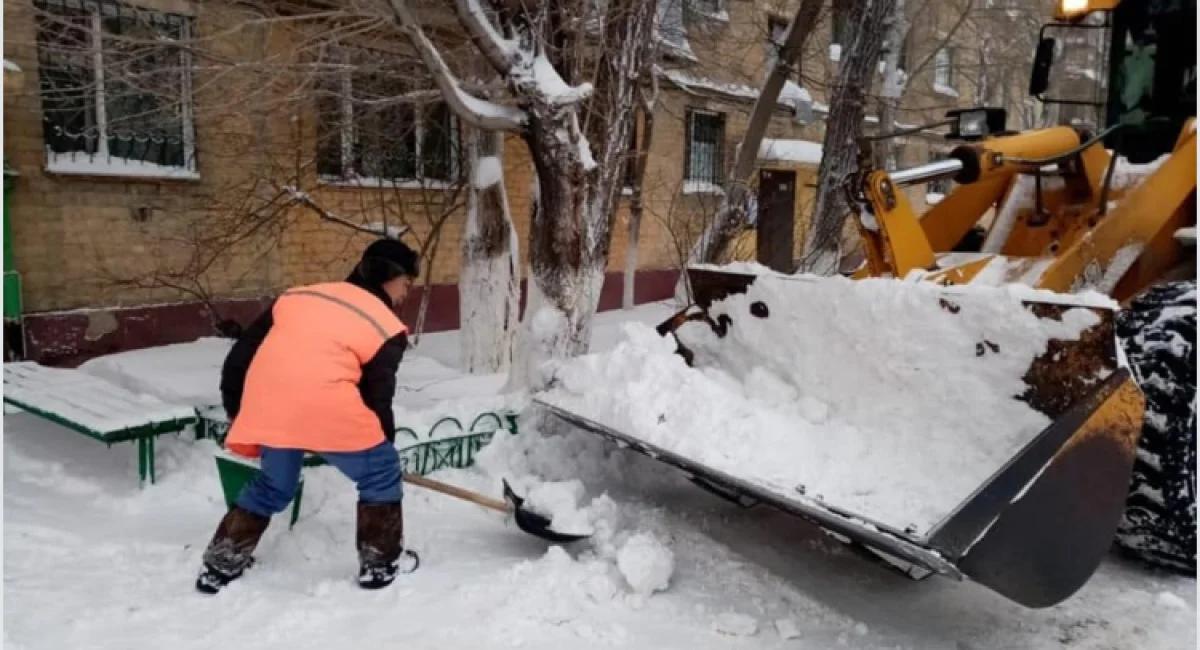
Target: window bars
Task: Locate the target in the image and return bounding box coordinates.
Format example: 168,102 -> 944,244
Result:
34,0 -> 195,176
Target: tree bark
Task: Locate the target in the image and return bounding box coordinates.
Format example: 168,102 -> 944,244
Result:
798,0 -> 895,275
460,128 -> 520,374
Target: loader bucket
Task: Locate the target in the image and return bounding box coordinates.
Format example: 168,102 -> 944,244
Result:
531,267 -> 1145,609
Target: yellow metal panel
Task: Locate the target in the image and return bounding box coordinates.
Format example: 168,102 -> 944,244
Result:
921,176 -> 1013,252
1037,133 -> 1197,294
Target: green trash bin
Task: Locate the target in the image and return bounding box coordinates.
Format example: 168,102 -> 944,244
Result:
214,451 -> 325,529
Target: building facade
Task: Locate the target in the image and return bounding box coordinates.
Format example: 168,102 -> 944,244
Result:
2,0 -> 1045,364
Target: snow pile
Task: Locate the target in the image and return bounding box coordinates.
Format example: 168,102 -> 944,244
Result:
1110,152 -> 1168,191
538,270 -> 1111,533
524,479 -> 600,536
714,612 -> 759,636
758,138 -> 822,165
615,533 -> 674,595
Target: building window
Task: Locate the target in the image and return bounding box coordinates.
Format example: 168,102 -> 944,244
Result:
34,0 -> 196,178
689,0 -> 722,15
933,46 -> 957,94
684,108 -> 725,192
825,0 -> 854,55
885,144 -> 906,172
766,15 -> 799,77
928,150 -> 952,195
623,118 -> 639,191
882,33 -> 910,71
316,59 -> 458,187
655,0 -> 697,61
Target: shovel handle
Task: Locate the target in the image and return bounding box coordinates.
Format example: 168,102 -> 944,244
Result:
403,473 -> 510,513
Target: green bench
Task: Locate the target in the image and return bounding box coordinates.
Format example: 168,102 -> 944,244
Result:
3,362 -> 198,485
199,406 -> 520,528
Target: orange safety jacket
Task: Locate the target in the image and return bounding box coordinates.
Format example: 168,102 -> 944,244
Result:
222,281 -> 408,458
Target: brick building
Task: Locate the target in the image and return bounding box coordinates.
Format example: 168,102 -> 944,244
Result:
2,0 -> 1041,365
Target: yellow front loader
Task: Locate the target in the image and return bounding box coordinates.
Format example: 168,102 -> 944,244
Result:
532,0 -> 1195,609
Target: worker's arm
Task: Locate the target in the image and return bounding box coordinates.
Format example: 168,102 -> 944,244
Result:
219,303 -> 275,421
359,332 -> 408,443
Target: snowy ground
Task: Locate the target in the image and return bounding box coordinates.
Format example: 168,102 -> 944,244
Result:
4,300 -> 1196,650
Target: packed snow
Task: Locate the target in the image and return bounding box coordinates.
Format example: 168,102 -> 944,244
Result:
4,299 -> 1196,650
758,138 -> 822,165
616,532 -> 675,595
538,272 -> 1108,533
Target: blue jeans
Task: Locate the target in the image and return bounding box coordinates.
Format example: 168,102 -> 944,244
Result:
236,441 -> 403,517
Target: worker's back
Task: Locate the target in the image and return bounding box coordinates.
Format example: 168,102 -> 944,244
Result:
227,281 -> 406,455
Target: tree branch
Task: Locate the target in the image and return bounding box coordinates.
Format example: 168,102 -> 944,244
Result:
454,0 -> 516,75
284,184 -> 411,238
386,0 -> 526,131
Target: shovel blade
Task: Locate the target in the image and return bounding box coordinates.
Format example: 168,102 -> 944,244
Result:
502,479 -> 592,544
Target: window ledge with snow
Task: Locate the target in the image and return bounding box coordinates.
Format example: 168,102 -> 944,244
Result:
933,83 -> 959,98
45,154 -> 199,181
682,181 -> 724,195
318,175 -> 454,191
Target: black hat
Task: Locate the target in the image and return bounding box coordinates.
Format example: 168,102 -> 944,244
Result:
356,238 -> 420,285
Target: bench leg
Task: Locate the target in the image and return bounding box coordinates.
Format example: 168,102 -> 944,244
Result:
137,437 -> 158,487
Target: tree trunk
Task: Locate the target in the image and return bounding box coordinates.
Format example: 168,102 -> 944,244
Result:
623,95 -> 657,310
799,0 -> 894,275
460,128 -> 520,374
523,118 -> 609,361
874,0 -> 907,168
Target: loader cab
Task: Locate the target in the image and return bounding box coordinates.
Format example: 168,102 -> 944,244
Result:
1030,0 -> 1196,163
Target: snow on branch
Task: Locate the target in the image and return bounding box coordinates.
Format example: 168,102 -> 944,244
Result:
510,50 -> 594,107
284,184 -> 410,239
387,0 -> 526,131
454,0 -> 517,74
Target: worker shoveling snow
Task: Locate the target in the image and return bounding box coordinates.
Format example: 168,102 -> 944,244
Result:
536,269 -> 1116,536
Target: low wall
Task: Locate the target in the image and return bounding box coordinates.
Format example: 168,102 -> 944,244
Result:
16,269 -> 680,367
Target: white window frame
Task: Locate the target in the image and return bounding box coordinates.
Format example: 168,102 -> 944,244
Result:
38,3 -> 197,180
319,66 -> 460,189
933,46 -> 958,96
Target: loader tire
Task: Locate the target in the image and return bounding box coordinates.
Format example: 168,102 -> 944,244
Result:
1114,280 -> 1196,574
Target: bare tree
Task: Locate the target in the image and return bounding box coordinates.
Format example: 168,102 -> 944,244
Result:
390,0 -> 660,384
683,0 -> 823,271
798,0 -> 895,274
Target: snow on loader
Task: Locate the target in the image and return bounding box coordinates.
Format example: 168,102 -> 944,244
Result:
532,0 -> 1195,610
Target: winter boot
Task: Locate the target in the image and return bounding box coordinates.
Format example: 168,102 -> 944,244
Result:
356,501 -> 411,589
195,506 -> 271,594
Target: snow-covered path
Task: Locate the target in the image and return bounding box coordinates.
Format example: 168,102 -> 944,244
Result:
4,302 -> 1195,649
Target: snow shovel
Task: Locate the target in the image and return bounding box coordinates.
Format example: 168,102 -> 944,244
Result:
402,473 -> 590,543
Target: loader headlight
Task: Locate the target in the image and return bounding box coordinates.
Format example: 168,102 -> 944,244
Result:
1058,0 -> 1090,18
958,110 -> 988,138
945,107 -> 1008,142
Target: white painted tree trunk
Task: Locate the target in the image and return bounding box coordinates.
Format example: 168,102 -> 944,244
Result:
460,129 -> 520,375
